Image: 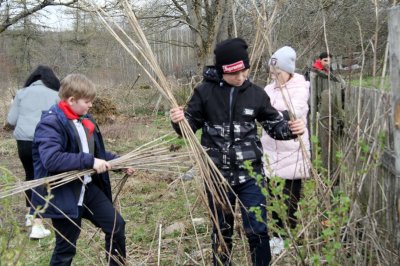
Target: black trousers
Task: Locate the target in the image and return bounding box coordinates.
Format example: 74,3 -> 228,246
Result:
269,178 -> 302,235
17,140 -> 34,207
208,178 -> 271,266
50,183 -> 126,266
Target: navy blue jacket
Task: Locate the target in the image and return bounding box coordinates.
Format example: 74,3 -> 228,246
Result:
31,104 -> 116,219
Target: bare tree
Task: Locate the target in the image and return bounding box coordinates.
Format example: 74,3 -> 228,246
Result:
169,0 -> 235,72
0,0 -> 78,33
0,0 -> 392,86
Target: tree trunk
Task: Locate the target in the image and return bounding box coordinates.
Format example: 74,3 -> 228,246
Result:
183,0 -> 233,75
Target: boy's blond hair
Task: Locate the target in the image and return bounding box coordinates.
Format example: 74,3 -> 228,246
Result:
59,74 -> 96,100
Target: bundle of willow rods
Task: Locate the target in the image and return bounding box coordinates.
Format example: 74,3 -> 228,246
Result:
0,134 -> 191,200
89,0 -> 234,213
88,2 -> 238,257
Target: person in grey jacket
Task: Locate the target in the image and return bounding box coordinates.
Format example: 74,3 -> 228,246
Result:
7,65 -> 60,239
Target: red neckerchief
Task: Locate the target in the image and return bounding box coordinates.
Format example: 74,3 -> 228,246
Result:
58,100 -> 95,138
312,59 -> 329,73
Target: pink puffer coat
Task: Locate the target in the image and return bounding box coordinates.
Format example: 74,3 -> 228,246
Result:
261,73 -> 311,180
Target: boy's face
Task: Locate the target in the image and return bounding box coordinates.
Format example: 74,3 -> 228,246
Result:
321,57 -> 331,69
67,97 -> 93,116
222,69 -> 249,87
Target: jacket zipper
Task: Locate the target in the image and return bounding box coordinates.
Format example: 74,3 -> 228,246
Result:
229,87 -> 235,182
229,87 -> 235,125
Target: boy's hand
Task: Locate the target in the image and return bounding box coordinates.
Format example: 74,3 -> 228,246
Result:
123,168 -> 135,176
93,158 -> 111,174
288,119 -> 305,135
170,107 -> 185,123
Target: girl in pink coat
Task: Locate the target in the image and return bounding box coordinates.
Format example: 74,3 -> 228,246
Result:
260,46 -> 311,255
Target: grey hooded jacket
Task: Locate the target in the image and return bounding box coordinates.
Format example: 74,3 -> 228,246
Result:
7,80 -> 59,141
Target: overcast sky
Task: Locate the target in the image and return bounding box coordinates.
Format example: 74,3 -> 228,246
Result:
36,5 -> 74,31
21,1 -> 144,31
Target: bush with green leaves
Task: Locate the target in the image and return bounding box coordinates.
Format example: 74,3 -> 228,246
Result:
0,167 -> 25,265
244,139 -> 355,264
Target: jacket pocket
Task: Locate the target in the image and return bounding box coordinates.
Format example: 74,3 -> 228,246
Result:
233,140 -> 263,167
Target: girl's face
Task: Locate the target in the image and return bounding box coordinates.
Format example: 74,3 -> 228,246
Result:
269,66 -> 290,85
67,97 -> 93,116
222,69 -> 249,87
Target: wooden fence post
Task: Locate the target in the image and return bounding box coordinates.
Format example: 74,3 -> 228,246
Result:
309,71 -> 343,178
389,6 -> 400,252
309,71 -> 318,142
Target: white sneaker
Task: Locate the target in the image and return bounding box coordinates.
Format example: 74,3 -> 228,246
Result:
25,214 -> 34,227
269,237 -> 285,255
29,224 -> 51,239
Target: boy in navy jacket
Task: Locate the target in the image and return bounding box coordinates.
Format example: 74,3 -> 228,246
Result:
31,74 -> 133,265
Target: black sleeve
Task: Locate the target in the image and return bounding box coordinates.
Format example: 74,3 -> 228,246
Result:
281,110 -> 290,120
172,87 -> 205,136
257,92 -> 297,140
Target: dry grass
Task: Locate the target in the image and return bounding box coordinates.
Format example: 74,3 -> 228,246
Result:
2,77 -> 398,265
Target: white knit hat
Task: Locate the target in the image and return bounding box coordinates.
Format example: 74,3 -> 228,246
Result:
269,46 -> 296,74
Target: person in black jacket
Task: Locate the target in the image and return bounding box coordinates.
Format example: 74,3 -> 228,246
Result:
170,38 -> 305,265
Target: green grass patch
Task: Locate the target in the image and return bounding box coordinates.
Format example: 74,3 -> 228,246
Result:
349,75 -> 390,90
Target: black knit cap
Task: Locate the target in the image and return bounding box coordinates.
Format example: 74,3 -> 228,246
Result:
214,38 -> 250,74
319,52 -> 332,59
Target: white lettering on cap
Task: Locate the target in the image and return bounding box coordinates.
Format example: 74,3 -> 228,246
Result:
222,60 -> 245,73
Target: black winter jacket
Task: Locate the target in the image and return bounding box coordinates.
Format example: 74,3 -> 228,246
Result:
173,67 -> 297,185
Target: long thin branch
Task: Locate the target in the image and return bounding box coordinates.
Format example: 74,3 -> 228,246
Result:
0,0 -> 78,33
